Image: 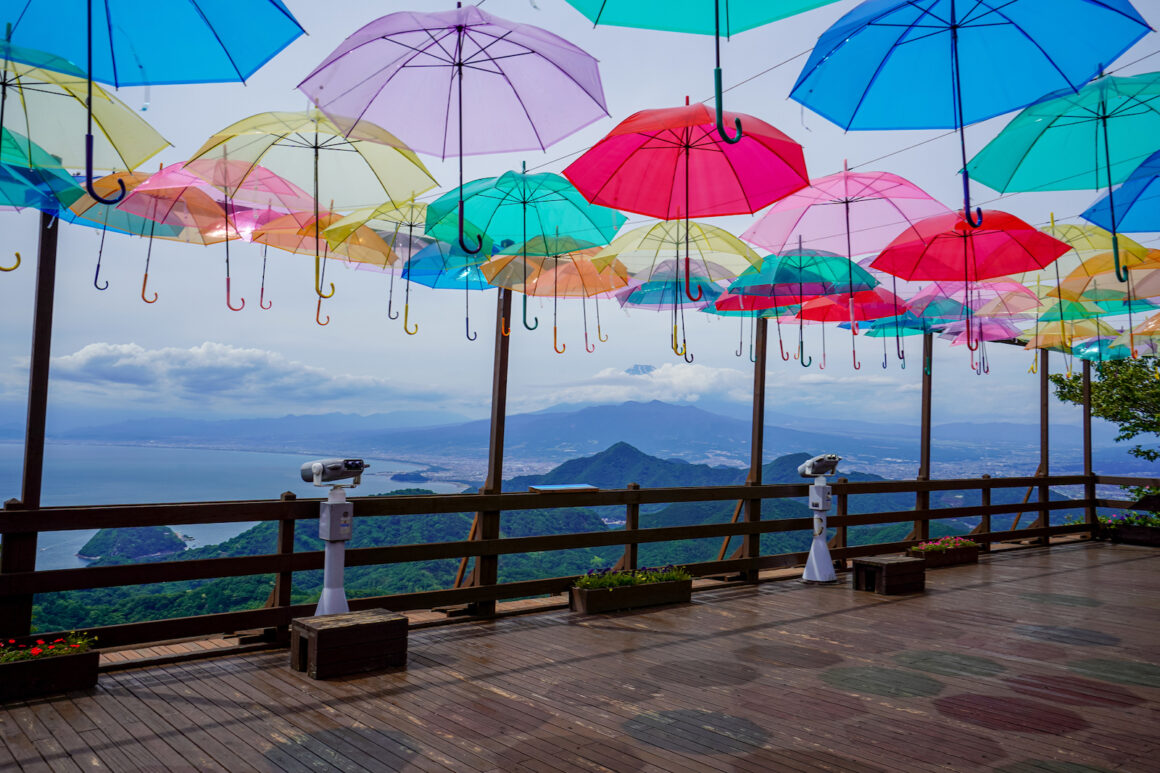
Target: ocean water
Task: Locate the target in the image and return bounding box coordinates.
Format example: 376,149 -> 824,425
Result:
0,442 -> 464,571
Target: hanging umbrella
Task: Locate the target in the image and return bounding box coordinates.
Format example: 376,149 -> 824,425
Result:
186,109 -> 437,319
872,209 -> 1070,350
0,42 -> 169,174
118,161 -> 319,309
565,100 -> 807,301
594,220 -> 760,359
403,242 -> 496,302
562,0 -> 841,143
968,70 -> 1160,280
324,199 -> 435,334
790,0 -> 1150,225
1082,148 -> 1160,235
299,5 -> 608,254
615,260 -> 725,310
3,0 -> 304,201
426,169 -> 625,336
742,166 -> 946,366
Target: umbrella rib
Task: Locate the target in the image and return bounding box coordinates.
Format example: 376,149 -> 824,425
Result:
844,6 -> 942,130
188,0 -> 247,82
973,1 -> 1085,93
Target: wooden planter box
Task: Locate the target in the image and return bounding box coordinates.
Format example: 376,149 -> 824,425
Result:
0,650 -> 99,702
908,545 -> 980,568
570,579 -> 692,614
1105,525 -> 1160,547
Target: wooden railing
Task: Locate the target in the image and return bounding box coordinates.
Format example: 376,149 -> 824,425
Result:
1,473 -> 1154,649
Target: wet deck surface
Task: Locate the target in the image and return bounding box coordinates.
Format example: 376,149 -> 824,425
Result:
3,541 -> 1159,772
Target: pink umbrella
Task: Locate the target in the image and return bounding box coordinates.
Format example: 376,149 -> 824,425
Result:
742,166 -> 948,367
911,280 -> 1040,316
119,161 -> 316,310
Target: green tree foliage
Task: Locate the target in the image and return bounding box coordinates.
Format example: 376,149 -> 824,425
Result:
1051,356 -> 1160,462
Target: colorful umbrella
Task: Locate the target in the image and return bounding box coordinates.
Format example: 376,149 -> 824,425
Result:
565,101 -> 807,300
968,71 -> 1160,280
299,6 -> 607,253
324,200 -> 434,334
742,165 -> 947,366
561,0 -> 840,143
3,1 -> 304,201
187,110 -> 437,314
790,0 -> 1150,224
1083,149 -> 1160,235
427,169 -> 625,336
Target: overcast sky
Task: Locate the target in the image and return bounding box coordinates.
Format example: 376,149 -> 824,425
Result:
1,0 -> 1158,433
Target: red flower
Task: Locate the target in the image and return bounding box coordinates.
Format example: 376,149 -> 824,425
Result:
53,638 -> 63,643
5,639 -> 13,644
35,639 -> 44,645
47,645 -> 55,649
69,644 -> 80,648
29,647 -> 42,655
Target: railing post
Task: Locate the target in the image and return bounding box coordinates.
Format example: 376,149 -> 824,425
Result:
1036,348 -> 1050,545
914,331 -> 933,543
979,475 -> 992,552
268,491 -> 297,641
623,483 -> 639,572
742,317 -> 768,583
0,498 -> 34,636
830,478 -> 848,571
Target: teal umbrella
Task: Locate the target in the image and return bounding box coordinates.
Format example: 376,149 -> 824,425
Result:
427,168 -> 625,335
563,0 -> 841,143
968,71 -> 1160,281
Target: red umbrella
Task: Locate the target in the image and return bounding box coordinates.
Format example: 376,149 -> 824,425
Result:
797,287 -> 908,323
872,209 -> 1069,349
564,101 -> 807,302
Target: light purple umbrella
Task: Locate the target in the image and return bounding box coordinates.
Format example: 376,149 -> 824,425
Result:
299,5 -> 608,254
743,166 -> 949,368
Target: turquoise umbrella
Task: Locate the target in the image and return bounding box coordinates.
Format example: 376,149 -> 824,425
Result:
968,71 -> 1160,281
427,169 -> 625,334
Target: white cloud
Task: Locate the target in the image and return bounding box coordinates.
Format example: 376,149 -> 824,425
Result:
46,341 -> 444,410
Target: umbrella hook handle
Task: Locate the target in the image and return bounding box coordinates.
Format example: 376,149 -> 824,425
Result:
225,277 -> 245,311
386,270 -> 398,319
684,259 -> 702,302
315,298 -> 330,326
585,331 -> 595,354
852,347 -> 861,370
260,287 -> 272,311
403,303 -> 418,335
714,69 -> 743,145
882,350 -> 888,370
1,252 -> 19,272
85,136 -> 126,206
595,295 -> 608,342
735,316 -> 744,357
314,257 -> 335,299
94,226 -> 109,290
501,315 -> 511,337
458,207 -> 482,255
141,271 -> 158,304
553,326 -> 566,354
684,348 -> 695,364
1112,235 -> 1130,283
466,315 -> 477,341
799,343 -> 811,368
522,294 -> 539,331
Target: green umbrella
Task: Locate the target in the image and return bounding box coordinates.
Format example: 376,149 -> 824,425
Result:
563,0 -> 839,144
967,71 -> 1160,281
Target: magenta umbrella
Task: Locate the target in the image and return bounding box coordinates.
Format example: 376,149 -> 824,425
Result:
743,165 -> 948,368
564,101 -> 807,302
299,5 -> 608,254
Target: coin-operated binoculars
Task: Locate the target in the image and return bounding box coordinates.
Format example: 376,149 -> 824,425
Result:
798,454 -> 840,584
300,458 -> 368,615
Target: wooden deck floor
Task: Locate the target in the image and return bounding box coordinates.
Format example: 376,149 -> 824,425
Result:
4,541 -> 1160,772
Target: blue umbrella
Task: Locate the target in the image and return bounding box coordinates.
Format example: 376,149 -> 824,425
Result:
402,242 -> 495,337
4,1 -> 304,202
789,0 -> 1150,225
1083,149 -> 1160,235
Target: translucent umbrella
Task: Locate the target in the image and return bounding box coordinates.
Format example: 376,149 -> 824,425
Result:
187,110 -> 437,310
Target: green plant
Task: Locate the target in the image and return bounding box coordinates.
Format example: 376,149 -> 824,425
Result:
909,536 -> 980,553
0,632 -> 95,663
1098,512 -> 1160,530
574,565 -> 692,590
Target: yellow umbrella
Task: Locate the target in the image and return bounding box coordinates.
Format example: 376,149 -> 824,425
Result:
1111,311 -> 1160,353
188,110 -> 437,303
1019,221 -> 1150,286
0,44 -> 169,173
1022,317 -> 1119,350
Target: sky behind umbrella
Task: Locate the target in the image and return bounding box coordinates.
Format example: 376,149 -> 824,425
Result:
1,0 -> 1158,434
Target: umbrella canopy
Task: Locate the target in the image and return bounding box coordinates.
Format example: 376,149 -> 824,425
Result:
299,6 -> 607,158
252,211 -> 396,267
797,287 -> 908,323
742,167 -> 949,257
565,102 -> 807,220
595,221 -> 760,282
188,110 -> 436,306
872,210 -> 1070,282
968,71 -> 1160,280
790,0 -> 1150,223
403,242 -> 495,292
0,43 -> 169,172
1083,149 -> 1160,234
730,250 -> 877,298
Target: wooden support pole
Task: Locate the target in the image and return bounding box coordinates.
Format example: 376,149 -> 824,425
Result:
979,474 -> 991,551
742,317 -> 767,582
1,211 -> 58,636
1036,349 -> 1050,544
266,491 -> 297,641
1082,360 -> 1096,528
468,288 -> 512,616
914,332 -> 933,542
830,477 -> 848,571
